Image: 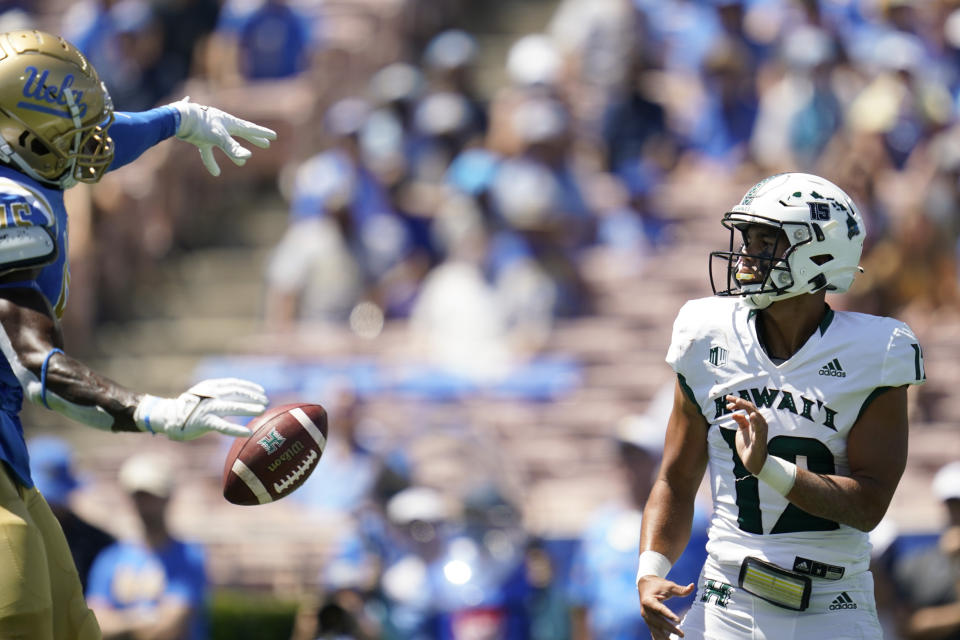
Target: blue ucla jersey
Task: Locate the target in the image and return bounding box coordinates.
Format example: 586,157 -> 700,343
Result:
0,164 -> 69,487
667,297 -> 925,578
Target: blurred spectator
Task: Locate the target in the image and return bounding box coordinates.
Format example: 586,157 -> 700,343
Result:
365,62 -> 425,185
292,452 -> 416,640
854,201 -> 958,323
409,193 -> 555,379
568,388 -> 708,640
236,0 -> 316,80
265,147 -> 368,326
293,382 -> 380,514
27,436 -> 115,592
847,29 -> 953,170
713,0 -> 768,69
442,484 -> 530,640
61,0 -> 117,54
265,97 -> 419,327
0,1 -> 32,31
406,91 -> 482,194
547,0 -> 637,97
378,485 -> 459,639
589,166 -> 672,278
376,484 -> 533,640
505,33 -> 562,91
600,46 -> 671,174
292,539 -> 385,640
525,538 -> 572,640
684,32 -> 759,162
421,29 -> 487,137
886,461 -> 960,640
86,454 -> 208,640
398,0 -> 463,61
486,34 -> 564,158
490,97 -> 595,314
310,593 -> 380,640
207,0 -> 320,85
636,0 -> 724,74
154,0 -> 221,84
64,0 -> 176,111
751,25 -> 843,171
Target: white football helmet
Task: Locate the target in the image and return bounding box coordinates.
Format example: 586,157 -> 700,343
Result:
0,30 -> 115,189
710,173 -> 865,309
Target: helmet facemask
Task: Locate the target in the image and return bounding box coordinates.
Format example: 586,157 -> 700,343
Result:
56,87 -> 115,186
710,214 -> 827,309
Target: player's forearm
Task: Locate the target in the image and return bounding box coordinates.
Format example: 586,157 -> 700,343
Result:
0,289 -> 141,431
32,351 -> 142,432
785,468 -> 894,532
640,477 -> 696,562
107,107 -> 179,172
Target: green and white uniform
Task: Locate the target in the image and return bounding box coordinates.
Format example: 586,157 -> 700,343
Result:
666,296 -> 925,638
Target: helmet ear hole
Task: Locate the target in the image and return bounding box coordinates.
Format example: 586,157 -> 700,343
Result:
810,254 -> 833,265
17,131 -> 51,157
29,137 -> 51,157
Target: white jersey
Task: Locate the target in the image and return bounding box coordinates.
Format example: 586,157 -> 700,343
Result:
666,297 -> 925,579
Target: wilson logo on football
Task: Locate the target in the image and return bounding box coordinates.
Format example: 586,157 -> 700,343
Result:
818,358 -> 846,378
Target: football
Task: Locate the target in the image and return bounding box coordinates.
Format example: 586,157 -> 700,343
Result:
222,403 -> 327,505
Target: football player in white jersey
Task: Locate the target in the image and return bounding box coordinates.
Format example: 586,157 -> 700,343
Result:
634,173 -> 926,639
0,30 -> 276,638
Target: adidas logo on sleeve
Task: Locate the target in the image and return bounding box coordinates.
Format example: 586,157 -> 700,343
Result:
829,592 -> 857,610
819,358 -> 846,378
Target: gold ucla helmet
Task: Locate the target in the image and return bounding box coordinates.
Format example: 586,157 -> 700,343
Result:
0,30 -> 114,188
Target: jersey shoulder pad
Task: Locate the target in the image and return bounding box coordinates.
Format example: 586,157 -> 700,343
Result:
881,318 -> 925,387
0,178 -> 56,272
666,296 -> 736,372
836,311 -> 926,388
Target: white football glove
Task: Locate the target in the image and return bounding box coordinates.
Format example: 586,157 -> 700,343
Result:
133,378 -> 268,441
172,97 -> 277,177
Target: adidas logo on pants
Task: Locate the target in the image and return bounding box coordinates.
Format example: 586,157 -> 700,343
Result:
829,592 -> 858,610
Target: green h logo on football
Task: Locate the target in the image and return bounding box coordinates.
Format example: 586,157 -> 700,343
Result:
257,428 -> 286,454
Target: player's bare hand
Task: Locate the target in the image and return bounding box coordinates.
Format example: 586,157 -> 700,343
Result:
637,575 -> 694,639
727,395 -> 768,474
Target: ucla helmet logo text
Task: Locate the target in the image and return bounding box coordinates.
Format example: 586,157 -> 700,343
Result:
20,66 -> 88,118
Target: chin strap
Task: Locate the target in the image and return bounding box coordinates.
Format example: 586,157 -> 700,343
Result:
745,287 -> 811,309
0,140 -> 49,185
61,88 -> 83,188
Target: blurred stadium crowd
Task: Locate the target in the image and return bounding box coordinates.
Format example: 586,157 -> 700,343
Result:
8,0 -> 960,638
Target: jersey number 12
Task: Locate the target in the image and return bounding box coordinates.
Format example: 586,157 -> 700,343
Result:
720,429 -> 839,534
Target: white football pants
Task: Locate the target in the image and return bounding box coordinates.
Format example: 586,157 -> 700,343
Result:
672,555 -> 883,640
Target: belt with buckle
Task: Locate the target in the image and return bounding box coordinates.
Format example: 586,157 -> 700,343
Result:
738,556 -> 812,611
